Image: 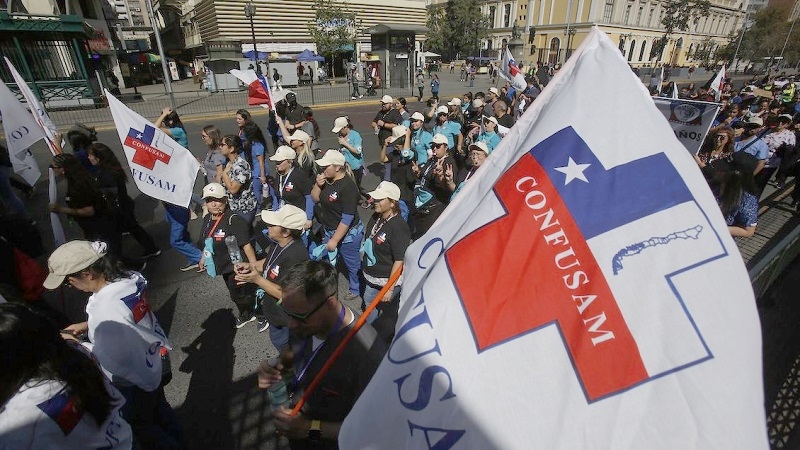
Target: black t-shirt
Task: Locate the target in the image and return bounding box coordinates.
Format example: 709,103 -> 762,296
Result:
285,104 -> 304,125
317,176 -> 360,231
496,113 -> 515,128
66,182 -> 111,238
259,240 -> 309,327
362,214 -> 411,280
386,151 -> 417,204
274,167 -> 312,211
419,155 -> 456,207
200,209 -> 253,275
373,108 -> 402,145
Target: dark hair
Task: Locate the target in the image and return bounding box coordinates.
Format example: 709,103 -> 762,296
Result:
302,107 -> 321,139
163,110 -> 185,132
52,154 -> 99,201
66,130 -> 94,151
203,125 -> 223,149
281,227 -> 303,240
280,260 -> 338,303
396,97 -> 407,108
235,109 -> 252,129
715,154 -> 758,216
87,143 -> 128,183
241,122 -> 266,166
84,251 -> 127,283
0,302 -> 113,425
474,91 -> 486,99
222,135 -> 243,154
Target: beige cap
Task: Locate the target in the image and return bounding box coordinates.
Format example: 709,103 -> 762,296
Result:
472,99 -> 485,108
260,205 -> 307,230
410,111 -> 425,121
270,145 -> 296,161
289,130 -> 310,143
484,116 -> 499,125
367,181 -> 401,201
315,149 -> 346,167
388,125 -> 408,143
469,141 -> 491,155
380,94 -> 394,104
447,97 -> 462,106
432,133 -> 449,145
744,116 -> 764,127
436,105 -> 449,115
43,240 -> 107,290
488,87 -> 499,95
202,183 -> 226,199
331,116 -> 349,133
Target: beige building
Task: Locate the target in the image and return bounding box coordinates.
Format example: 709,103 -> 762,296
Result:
429,0 -> 745,68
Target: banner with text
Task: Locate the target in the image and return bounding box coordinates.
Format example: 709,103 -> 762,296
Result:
653,98 -> 720,155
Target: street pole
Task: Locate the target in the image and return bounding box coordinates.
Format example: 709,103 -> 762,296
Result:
778,15 -> 797,67
244,2 -> 261,75
731,11 -> 748,73
145,0 -> 176,110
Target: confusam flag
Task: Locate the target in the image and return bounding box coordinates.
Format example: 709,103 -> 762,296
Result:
340,27 -> 767,449
229,69 -> 275,109
5,57 -> 60,154
499,47 -> 526,91
107,91 -> 199,207
0,75 -> 43,183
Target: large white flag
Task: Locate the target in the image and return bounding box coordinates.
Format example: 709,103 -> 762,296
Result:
709,66 -> 726,102
499,47 -> 527,91
5,57 -> 59,155
106,91 -> 199,207
340,27 -> 767,449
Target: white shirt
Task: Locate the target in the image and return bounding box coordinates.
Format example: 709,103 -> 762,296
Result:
84,272 -> 170,392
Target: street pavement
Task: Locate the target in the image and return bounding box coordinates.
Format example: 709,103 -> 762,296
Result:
19,70 -> 800,449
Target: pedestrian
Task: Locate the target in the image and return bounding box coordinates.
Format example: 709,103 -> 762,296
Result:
350,66 -> 362,99
416,69 -> 425,101
219,135 -> 259,224
430,74 -> 440,102
379,125 -> 415,221
307,64 -> 313,83
197,183 -> 259,328
0,302 -> 133,449
155,107 -> 188,148
332,116 -> 365,193
449,61 -> 455,74
409,134 -> 454,238
469,64 -> 476,87
409,111 -> 433,165
43,240 -> 181,448
241,122 -> 268,208
287,130 -> 317,179
256,260 -> 386,447
163,201 -> 202,271
273,68 -> 282,90
269,146 -> 313,220
200,125 -> 226,184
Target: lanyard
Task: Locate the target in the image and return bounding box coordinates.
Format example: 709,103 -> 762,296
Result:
263,240 -> 294,277
278,167 -> 294,198
295,306 -> 347,385
369,214 -> 396,240
206,214 -> 225,238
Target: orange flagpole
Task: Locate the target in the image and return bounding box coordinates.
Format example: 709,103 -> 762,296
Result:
290,264 -> 403,416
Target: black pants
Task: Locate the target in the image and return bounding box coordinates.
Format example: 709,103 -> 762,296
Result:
223,271 -> 257,318
411,204 -> 445,240
118,207 -> 158,254
754,166 -> 778,198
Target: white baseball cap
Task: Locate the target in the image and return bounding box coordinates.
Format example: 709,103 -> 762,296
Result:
289,130 -> 310,143
367,181 -> 401,201
432,133 -> 449,145
410,111 -> 425,121
331,116 -> 349,133
472,99 -> 485,108
260,205 -> 307,231
388,125 -> 408,143
315,149 -> 346,167
488,87 -> 499,95
202,182 -> 226,199
436,105 -> 449,115
381,94 -> 394,104
469,141 -> 491,155
43,240 -> 107,290
270,145 -> 296,161
447,97 -> 462,106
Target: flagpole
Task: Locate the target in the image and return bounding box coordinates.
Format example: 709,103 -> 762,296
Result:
289,265 -> 404,416
145,0 -> 177,111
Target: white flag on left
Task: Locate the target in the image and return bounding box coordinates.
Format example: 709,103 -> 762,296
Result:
0,76 -> 43,186
498,47 -> 527,91
4,57 -> 60,155
107,91 -> 199,207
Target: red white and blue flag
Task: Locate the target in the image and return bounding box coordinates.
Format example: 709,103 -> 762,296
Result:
499,47 -> 527,91
107,91 -> 199,207
340,27 -> 767,449
230,69 -> 276,110
709,66 -> 727,102
37,389 -> 83,435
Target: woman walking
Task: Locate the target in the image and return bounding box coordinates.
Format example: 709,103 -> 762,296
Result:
220,135 -> 258,224
241,122 -> 268,208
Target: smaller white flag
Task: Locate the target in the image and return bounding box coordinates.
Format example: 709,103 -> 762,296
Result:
0,77 -> 46,158
5,57 -> 60,155
8,148 -> 40,186
106,91 -> 199,207
48,168 -> 66,247
499,47 -> 527,91
672,82 -> 679,100
709,66 -> 726,102
657,66 -> 664,95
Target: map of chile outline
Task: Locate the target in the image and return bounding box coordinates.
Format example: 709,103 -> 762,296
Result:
445,126 -> 727,402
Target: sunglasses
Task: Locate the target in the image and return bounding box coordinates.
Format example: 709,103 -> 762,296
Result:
715,135 -> 727,139
279,292 -> 334,322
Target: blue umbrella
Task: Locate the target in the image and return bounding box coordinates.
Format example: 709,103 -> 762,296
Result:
296,49 -> 325,62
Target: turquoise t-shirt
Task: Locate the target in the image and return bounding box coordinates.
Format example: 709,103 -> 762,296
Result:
411,128 -> 433,164
341,130 -> 364,170
250,141 -> 266,177
170,127 -> 188,148
477,131 -> 501,153
433,120 -> 460,149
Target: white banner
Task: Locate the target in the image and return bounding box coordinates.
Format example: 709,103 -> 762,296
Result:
0,76 -> 45,158
8,147 -> 40,186
4,57 -> 59,155
499,47 -> 527,91
107,91 -> 199,207
340,27 -> 767,450
653,98 -> 721,155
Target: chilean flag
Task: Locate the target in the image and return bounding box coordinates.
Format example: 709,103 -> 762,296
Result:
38,389 -> 83,435
230,69 -> 275,110
499,47 -> 527,91
709,66 -> 726,102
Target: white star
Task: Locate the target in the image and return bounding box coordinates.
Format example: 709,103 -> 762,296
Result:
554,157 -> 591,185
136,133 -> 143,139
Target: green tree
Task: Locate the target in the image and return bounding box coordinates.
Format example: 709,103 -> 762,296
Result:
652,0 -> 711,60
307,0 -> 358,78
729,6 -> 794,71
426,0 -> 489,60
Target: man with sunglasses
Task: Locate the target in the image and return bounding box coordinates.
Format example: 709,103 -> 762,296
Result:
257,261 -> 385,448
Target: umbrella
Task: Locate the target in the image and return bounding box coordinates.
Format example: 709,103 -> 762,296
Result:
242,50 -> 269,61
296,49 -> 326,62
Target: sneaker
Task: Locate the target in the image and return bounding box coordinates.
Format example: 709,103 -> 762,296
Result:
142,249 -> 162,259
359,95 -> 363,98
257,319 -> 270,333
351,96 -> 357,100
344,291 -> 362,303
180,263 -> 199,272
235,314 -> 256,329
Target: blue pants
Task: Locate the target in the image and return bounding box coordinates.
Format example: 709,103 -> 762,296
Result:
270,326 -> 289,352
251,176 -> 263,207
164,206 -> 201,264
362,283 -> 382,324
323,227 -> 364,295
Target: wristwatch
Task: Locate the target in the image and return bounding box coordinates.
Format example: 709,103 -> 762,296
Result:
308,419 -> 322,441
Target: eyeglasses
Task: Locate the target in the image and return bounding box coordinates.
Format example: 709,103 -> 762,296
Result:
280,292 -> 334,322
715,135 -> 727,140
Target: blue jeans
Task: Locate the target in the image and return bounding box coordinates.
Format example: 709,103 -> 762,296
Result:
362,283 -> 382,324
323,226 -> 364,295
270,325 -> 289,352
164,206 -> 201,264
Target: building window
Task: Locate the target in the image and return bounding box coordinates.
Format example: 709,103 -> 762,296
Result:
624,4 -> 632,24
636,6 -> 643,25
489,6 -> 496,28
648,8 -> 655,27
504,4 -> 512,28
628,40 -> 636,61
549,37 -> 560,64
639,40 -> 647,61
603,0 -> 614,22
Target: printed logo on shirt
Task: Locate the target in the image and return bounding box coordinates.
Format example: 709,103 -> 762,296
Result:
285,182 -> 294,192
328,191 -> 339,202
37,389 -> 83,435
213,228 -> 226,242
269,264 -> 280,280
121,289 -> 151,323
376,232 -> 387,245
